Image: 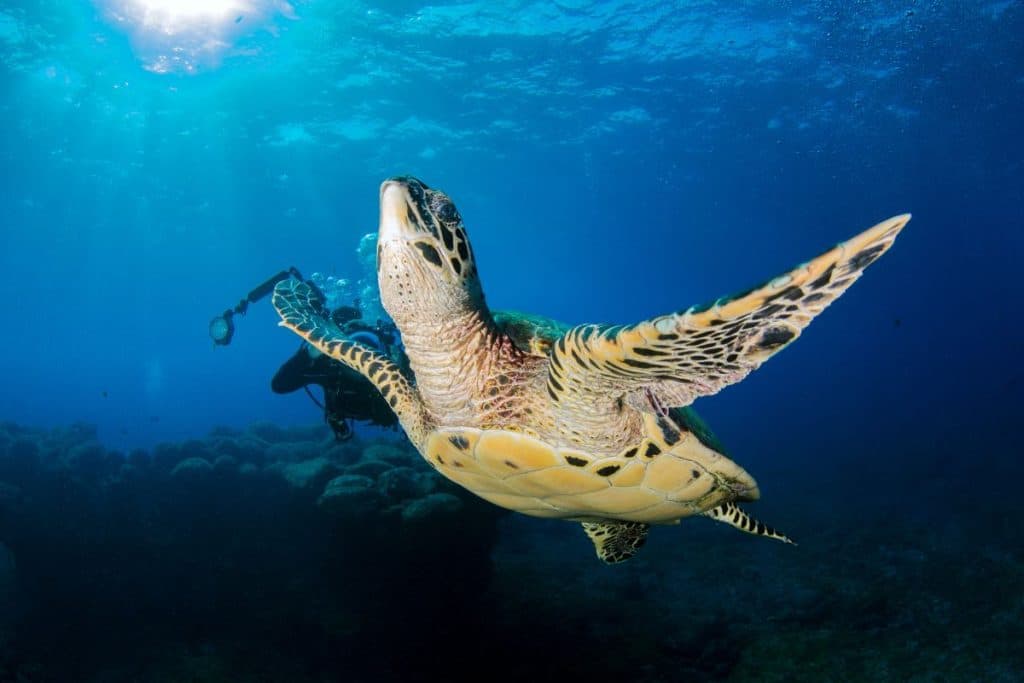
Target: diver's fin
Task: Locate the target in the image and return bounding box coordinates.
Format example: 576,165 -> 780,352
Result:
581,520 -> 650,563
704,502 -> 795,545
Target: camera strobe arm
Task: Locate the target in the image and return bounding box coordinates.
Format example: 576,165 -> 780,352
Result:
209,267 -> 303,346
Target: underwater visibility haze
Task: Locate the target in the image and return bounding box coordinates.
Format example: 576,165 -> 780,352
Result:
0,1 -> 1022,681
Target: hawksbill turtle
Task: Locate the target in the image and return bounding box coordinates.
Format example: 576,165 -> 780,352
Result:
273,177 -> 908,563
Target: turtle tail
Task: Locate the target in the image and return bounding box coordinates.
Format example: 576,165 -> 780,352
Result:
704,502 -> 795,545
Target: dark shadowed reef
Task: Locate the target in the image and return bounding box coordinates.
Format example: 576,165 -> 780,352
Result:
0,421 -> 1021,683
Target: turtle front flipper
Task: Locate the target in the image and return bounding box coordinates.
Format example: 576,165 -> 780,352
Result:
581,521 -> 650,564
272,278 -> 429,443
545,214 -> 909,411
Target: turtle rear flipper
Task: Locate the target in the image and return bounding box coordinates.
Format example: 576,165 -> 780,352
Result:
581,521 -> 649,564
545,214 -> 910,411
273,279 -> 429,442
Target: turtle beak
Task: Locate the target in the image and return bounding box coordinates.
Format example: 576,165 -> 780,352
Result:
379,179 -> 413,243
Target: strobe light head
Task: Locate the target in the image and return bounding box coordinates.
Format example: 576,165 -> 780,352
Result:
209,312 -> 235,346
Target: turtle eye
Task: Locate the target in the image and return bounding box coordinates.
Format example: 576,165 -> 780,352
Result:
437,202 -> 460,224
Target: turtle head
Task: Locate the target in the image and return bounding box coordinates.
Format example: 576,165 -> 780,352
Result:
377,177 -> 484,326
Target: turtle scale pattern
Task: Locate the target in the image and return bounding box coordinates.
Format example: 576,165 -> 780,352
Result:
274,176 -> 908,563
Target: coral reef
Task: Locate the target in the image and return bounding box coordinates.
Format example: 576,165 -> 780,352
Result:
0,421 -> 502,683
0,420 -> 1021,682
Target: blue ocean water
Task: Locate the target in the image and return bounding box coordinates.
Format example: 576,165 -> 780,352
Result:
0,2 -> 1022,681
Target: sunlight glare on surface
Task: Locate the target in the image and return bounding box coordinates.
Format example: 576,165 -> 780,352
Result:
97,0 -> 295,74
132,0 -> 246,33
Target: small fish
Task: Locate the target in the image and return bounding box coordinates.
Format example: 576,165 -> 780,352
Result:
235,15 -> 244,23
150,415 -> 160,423
102,390 -> 108,398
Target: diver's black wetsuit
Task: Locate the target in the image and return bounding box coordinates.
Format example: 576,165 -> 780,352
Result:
270,305 -> 402,441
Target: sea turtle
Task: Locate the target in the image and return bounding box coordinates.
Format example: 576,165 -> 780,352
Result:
273,177 -> 908,563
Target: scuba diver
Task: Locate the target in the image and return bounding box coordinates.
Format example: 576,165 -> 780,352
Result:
209,268 -> 402,441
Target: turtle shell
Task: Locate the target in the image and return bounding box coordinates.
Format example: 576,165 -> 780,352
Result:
492,309 -> 569,358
